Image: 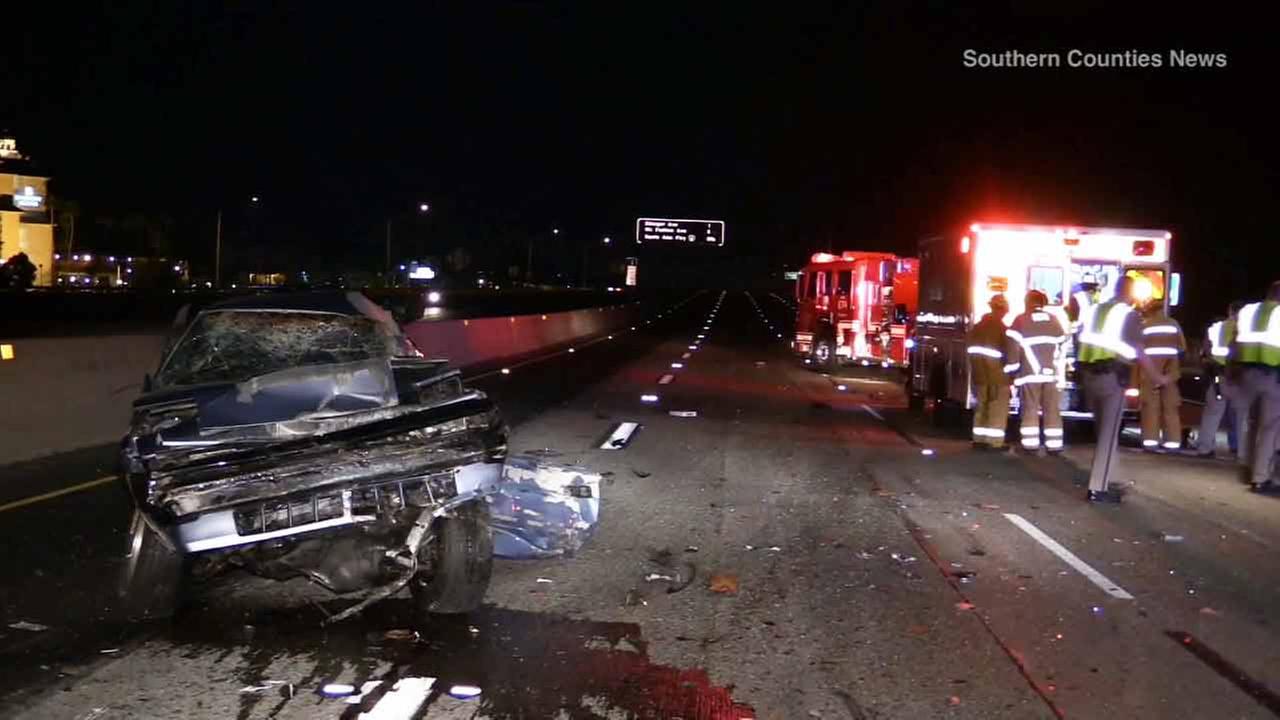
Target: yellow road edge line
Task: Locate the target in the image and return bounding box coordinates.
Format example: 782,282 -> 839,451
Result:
0,475 -> 116,514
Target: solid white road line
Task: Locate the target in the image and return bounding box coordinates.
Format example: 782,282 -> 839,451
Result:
1004,513 -> 1135,600
357,676 -> 434,719
599,422 -> 641,450
860,404 -> 886,422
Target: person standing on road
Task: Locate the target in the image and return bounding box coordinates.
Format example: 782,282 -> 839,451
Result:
1188,302 -> 1245,460
967,294 -> 1014,450
1230,281 -> 1280,494
1007,290 -> 1068,455
1076,276 -> 1172,503
1068,272 -> 1102,334
1137,300 -> 1187,452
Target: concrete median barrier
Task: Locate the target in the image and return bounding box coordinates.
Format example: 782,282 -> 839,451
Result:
0,304 -> 639,465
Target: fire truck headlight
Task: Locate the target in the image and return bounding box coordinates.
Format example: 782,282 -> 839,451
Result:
904,338 -> 916,350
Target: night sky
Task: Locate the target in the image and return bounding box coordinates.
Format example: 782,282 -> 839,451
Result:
4,3 -> 1274,322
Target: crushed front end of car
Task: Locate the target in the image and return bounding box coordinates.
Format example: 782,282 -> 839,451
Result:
116,292 -> 507,622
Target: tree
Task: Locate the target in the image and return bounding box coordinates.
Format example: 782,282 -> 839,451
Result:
1,252 -> 37,288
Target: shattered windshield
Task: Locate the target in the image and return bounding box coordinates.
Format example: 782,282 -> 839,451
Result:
155,311 -> 399,387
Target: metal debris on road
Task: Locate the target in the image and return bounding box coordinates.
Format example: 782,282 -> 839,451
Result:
890,552 -> 918,564
467,625 -> 480,635
383,629 -> 418,641
632,469 -> 652,478
7,621 -> 48,632
623,589 -> 647,607
952,570 -> 977,584
955,602 -> 975,611
669,410 -> 698,418
240,681 -> 289,694
685,546 -> 699,553
321,683 -> 357,697
1200,607 -> 1222,617
1161,533 -> 1185,542
645,573 -> 677,583
535,577 -> 555,583
99,649 -> 119,655
709,574 -> 739,594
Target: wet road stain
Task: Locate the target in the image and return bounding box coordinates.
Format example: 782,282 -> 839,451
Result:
159,599 -> 756,719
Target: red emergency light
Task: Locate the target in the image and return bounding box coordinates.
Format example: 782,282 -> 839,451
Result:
810,252 -> 836,263
960,236 -> 971,254
1132,240 -> 1155,256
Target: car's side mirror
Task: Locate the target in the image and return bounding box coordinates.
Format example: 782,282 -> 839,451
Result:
142,373 -> 154,393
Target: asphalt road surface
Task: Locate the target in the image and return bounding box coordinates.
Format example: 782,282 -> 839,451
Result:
2,290 -> 1279,719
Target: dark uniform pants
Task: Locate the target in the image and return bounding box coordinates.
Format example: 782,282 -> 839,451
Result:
1082,369 -> 1125,493
1197,372 -> 1245,461
1237,367 -> 1280,485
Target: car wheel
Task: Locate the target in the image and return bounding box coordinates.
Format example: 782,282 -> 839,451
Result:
411,501 -> 494,616
117,509 -> 184,621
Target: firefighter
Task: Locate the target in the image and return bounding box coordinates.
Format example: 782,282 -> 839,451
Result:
967,294 -> 1013,450
1076,276 -> 1172,502
1231,280 -> 1280,494
1187,302 -> 1245,460
1137,298 -> 1187,452
1007,290 -> 1068,455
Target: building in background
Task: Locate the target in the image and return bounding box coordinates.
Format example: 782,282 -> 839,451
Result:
0,135 -> 54,286
53,254 -> 189,288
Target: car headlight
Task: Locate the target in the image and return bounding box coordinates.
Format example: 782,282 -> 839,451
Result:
427,291 -> 442,304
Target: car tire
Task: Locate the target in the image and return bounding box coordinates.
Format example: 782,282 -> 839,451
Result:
117,509 -> 184,621
411,501 -> 494,616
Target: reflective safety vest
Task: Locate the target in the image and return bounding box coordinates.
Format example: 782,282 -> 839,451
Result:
1204,319 -> 1235,364
967,313 -> 1009,361
1070,289 -> 1098,332
1140,312 -> 1185,359
1233,301 -> 1280,367
1078,300 -> 1137,363
1006,310 -> 1067,385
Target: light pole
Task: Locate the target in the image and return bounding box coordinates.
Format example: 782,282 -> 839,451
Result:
528,227 -> 558,285
582,236 -> 611,288
215,196 -> 257,289
387,202 -> 430,284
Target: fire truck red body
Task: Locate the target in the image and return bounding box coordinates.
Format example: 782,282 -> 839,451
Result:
792,251 -> 920,369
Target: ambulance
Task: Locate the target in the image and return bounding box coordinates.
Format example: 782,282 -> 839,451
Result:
907,222 -> 1181,418
792,251 -> 919,369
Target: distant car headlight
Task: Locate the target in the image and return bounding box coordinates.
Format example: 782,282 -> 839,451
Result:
427,291 -> 442,304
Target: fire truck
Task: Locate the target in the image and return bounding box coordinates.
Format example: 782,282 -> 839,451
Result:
907,222 -> 1181,418
792,251 -> 919,369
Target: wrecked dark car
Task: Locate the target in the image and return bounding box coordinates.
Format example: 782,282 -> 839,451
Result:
117,292 -> 508,622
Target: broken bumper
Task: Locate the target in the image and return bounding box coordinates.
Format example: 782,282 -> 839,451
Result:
170,461 -> 503,552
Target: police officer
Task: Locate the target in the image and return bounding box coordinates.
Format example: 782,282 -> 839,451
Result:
1076,276 -> 1172,502
1007,290 -> 1068,455
1231,280 -> 1280,494
1137,299 -> 1187,452
1188,302 -> 1245,460
967,294 -> 1013,450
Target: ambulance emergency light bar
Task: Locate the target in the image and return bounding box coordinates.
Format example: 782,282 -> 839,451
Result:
966,223 -> 1171,264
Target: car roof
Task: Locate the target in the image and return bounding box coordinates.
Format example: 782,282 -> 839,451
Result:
202,291 -> 365,315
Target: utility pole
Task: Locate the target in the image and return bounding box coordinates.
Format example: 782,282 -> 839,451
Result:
214,210 -> 222,288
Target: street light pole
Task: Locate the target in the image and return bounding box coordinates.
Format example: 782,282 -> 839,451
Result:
215,210 -> 223,288
385,218 -> 392,280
